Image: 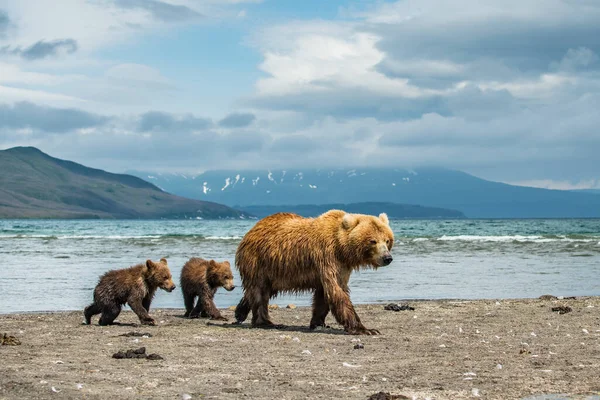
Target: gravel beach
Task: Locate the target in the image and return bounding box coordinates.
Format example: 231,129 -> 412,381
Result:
1,297 -> 599,400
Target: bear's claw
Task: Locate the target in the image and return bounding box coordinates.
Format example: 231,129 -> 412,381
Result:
348,327 -> 380,335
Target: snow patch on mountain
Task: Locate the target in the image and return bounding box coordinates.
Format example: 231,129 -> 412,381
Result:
222,178 -> 231,191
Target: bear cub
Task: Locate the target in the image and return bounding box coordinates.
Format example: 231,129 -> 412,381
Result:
84,258 -> 176,326
180,257 -> 235,320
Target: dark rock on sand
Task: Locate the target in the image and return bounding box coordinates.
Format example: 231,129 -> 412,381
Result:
384,303 -> 415,311
367,392 -> 410,400
551,306 -> 572,314
112,347 -> 163,360
1,333 -> 21,346
119,331 -> 153,337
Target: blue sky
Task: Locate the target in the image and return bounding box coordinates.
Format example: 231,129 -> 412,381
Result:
1,0 -> 600,190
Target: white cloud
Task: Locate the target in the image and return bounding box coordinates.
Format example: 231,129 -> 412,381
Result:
1,0 -> 600,185
0,0 -> 262,53
104,63 -> 173,88
507,179 -> 600,190
0,84 -> 86,105
0,62 -> 68,85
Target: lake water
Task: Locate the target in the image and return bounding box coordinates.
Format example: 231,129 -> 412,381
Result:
0,219 -> 599,314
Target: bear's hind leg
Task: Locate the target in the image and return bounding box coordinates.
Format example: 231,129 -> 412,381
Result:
84,302 -> 101,325
309,287 -> 331,330
234,295 -> 251,323
251,287 -> 275,327
98,304 -> 121,326
183,291 -> 195,318
189,300 -> 205,318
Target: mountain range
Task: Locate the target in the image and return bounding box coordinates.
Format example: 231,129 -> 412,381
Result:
0,147 -> 248,219
129,168 -> 600,218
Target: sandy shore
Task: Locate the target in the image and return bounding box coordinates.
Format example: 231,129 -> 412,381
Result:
1,297 -> 599,400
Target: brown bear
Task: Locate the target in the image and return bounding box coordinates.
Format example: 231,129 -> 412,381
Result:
180,257 -> 235,320
84,258 -> 176,326
234,210 -> 394,335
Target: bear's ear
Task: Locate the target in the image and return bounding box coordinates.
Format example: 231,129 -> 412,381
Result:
342,213 -> 358,230
146,259 -> 155,269
223,260 -> 231,266
379,213 -> 389,226
159,258 -> 168,264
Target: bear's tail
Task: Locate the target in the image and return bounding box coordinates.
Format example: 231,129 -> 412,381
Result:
234,296 -> 251,323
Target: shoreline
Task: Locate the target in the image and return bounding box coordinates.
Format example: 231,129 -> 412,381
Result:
0,294 -> 594,316
2,297 -> 599,399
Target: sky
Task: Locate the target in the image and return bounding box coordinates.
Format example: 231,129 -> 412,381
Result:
1,0 -> 600,190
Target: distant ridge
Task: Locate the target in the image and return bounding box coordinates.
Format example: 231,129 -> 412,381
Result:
129,168 -> 600,218
239,202 -> 465,219
0,147 -> 248,219
571,189 -> 600,195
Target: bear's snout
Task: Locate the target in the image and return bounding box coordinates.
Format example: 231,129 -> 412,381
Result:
225,284 -> 236,291
165,284 -> 176,292
382,254 -> 393,266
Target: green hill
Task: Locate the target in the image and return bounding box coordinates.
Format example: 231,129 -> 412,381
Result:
0,147 -> 248,219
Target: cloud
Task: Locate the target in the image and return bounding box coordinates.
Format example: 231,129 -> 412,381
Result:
507,179 -> 600,190
114,0 -> 202,22
248,1 -> 600,116
1,39 -> 78,60
0,0 -> 255,55
137,111 -> 213,133
220,130 -> 267,152
552,47 -> 599,72
218,112 -> 256,128
2,0 -> 600,186
0,62 -> 69,85
0,10 -> 9,38
0,101 -> 108,133
270,134 -> 317,153
0,85 -> 86,107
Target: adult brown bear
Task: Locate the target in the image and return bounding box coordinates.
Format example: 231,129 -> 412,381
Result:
234,210 -> 394,335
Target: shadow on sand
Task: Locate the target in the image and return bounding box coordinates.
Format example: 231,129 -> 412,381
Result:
205,321 -> 350,336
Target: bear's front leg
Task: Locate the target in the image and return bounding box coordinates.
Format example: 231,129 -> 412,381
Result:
201,296 -> 227,321
322,275 -> 380,335
128,297 -> 156,326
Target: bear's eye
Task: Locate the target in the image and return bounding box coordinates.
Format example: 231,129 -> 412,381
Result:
369,239 -> 377,245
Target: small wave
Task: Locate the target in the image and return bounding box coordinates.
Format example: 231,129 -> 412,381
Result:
436,235 -> 599,243
0,233 -> 242,241
0,234 -> 58,239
